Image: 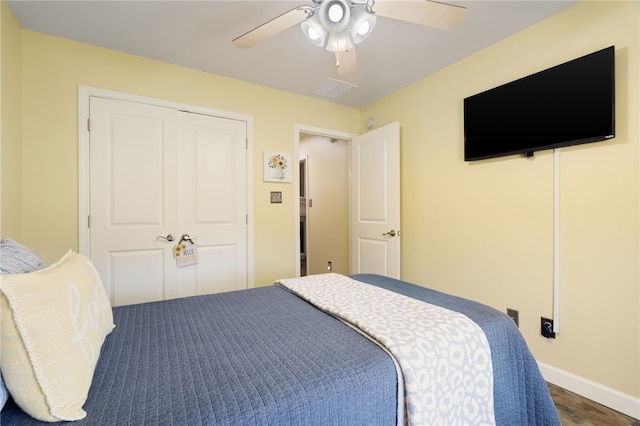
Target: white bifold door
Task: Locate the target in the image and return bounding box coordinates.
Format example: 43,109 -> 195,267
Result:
89,97 -> 247,306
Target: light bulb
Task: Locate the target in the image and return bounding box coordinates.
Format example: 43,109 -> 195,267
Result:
307,27 -> 320,40
356,21 -> 370,36
328,4 -> 344,23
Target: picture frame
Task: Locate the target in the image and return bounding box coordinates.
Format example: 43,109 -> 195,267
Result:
263,151 -> 292,183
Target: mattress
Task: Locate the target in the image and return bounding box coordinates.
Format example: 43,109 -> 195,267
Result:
1,274 -> 560,425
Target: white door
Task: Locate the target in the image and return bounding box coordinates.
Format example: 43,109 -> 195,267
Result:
350,122 -> 401,278
177,112 -> 247,297
89,97 -> 247,306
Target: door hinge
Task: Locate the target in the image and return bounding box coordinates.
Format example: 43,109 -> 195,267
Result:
87,118 -> 91,132
246,214 -> 248,225
246,138 -> 248,150
87,215 -> 91,228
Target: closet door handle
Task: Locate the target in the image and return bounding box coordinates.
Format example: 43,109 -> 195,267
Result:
157,234 -> 175,242
382,230 -> 396,237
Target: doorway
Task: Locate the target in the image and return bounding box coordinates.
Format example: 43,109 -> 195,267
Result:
299,135 -> 349,276
295,126 -> 355,277
294,122 -> 401,279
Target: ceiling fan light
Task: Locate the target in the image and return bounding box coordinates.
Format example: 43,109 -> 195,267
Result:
308,28 -> 319,40
301,14 -> 327,47
326,29 -> 353,52
349,7 -> 376,44
319,0 -> 351,34
357,21 -> 370,36
328,4 -> 344,23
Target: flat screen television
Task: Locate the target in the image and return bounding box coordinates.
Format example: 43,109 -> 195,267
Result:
464,46 -> 615,161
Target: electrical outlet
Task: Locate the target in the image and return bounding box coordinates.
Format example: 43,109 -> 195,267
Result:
541,317 -> 556,339
507,308 -> 519,327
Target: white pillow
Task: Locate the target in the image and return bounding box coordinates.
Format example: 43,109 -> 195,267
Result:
0,250 -> 114,421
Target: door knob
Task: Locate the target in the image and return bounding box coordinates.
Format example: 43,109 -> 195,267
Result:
178,233 -> 195,245
157,234 -> 175,242
382,230 -> 396,237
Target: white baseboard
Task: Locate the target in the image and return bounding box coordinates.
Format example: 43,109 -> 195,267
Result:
538,362 -> 640,420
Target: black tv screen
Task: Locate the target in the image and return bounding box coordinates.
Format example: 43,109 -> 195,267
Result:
464,46 -> 615,161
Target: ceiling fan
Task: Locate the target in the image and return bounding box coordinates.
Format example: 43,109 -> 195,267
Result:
232,0 -> 466,75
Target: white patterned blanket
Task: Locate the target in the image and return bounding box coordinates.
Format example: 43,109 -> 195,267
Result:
276,273 -> 495,426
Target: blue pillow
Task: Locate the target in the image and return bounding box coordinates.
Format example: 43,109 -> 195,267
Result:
0,375 -> 8,411
0,238 -> 45,274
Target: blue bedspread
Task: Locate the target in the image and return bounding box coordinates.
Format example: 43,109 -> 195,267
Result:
1,274 -> 559,425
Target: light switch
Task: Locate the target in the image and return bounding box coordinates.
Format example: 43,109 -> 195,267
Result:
270,191 -> 282,204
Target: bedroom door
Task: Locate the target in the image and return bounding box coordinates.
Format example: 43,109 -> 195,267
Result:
350,122 -> 401,278
89,97 -> 247,306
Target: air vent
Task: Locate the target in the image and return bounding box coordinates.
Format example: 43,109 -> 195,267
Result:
311,78 -> 358,100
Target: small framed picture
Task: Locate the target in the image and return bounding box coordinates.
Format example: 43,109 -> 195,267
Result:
264,151 -> 292,182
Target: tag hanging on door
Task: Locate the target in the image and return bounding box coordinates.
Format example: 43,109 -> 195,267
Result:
173,234 -> 198,268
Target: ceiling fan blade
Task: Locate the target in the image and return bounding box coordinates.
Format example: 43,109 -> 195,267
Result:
374,0 -> 466,30
232,6 -> 311,49
336,48 -> 357,75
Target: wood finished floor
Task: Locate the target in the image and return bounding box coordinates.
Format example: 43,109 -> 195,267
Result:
548,383 -> 639,426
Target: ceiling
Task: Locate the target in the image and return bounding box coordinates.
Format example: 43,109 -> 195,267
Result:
7,0 -> 578,108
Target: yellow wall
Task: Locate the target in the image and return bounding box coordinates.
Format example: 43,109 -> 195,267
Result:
17,30 -> 359,286
0,1 -> 23,238
362,1 -> 639,399
3,0 -> 639,408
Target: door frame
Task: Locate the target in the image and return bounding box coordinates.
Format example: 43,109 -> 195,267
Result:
294,124 -> 356,276
78,86 -> 255,287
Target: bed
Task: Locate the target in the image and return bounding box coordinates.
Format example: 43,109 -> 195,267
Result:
0,243 -> 560,425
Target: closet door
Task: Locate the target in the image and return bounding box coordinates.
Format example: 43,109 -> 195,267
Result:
177,111 -> 247,297
89,97 -> 247,306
